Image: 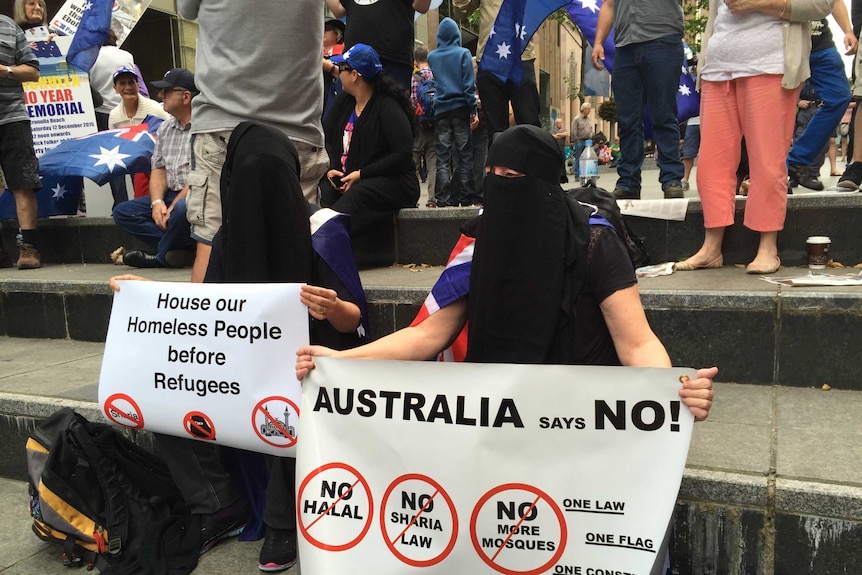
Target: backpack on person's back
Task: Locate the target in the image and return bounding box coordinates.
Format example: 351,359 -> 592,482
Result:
567,183 -> 650,269
413,71 -> 436,126
26,407 -> 201,574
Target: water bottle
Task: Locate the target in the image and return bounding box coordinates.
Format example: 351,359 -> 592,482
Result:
579,140 -> 599,186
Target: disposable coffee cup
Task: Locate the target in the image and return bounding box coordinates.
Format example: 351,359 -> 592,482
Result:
807,236 -> 831,269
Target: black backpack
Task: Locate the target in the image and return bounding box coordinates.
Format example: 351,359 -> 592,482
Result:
566,183 -> 650,268
26,408 -> 200,574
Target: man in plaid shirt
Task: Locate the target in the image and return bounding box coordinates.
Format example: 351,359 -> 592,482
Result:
113,68 -> 198,269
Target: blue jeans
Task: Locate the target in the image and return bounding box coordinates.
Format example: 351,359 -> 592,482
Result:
787,47 -> 852,167
612,34 -> 685,192
435,109 -> 476,207
112,190 -> 193,265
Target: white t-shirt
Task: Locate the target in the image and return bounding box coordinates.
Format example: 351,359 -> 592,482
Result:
700,2 -> 784,82
108,95 -> 168,129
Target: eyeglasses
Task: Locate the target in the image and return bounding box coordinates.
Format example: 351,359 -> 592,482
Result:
338,64 -> 353,73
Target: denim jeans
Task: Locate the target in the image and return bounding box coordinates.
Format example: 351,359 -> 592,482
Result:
787,47 -> 852,167
612,34 -> 685,192
435,109 -> 476,207
112,190 -> 193,265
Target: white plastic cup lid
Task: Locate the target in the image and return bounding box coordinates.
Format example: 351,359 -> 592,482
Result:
807,236 -> 831,244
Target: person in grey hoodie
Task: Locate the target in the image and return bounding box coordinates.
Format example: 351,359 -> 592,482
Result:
429,17 -> 479,207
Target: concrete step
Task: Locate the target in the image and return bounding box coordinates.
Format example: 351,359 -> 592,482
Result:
6,190 -> 862,268
0,337 -> 860,574
0,263 -> 860,390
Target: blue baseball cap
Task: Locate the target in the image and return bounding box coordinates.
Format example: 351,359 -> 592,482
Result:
112,65 -> 138,84
330,43 -> 382,79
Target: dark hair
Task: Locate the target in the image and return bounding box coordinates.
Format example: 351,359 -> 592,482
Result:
414,46 -> 429,63
371,72 -> 417,137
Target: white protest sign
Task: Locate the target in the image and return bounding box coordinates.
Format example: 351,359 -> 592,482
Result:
298,358 -> 696,574
99,280 -> 308,457
51,0 -> 152,45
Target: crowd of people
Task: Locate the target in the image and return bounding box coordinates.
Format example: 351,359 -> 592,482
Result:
9,0 -> 862,571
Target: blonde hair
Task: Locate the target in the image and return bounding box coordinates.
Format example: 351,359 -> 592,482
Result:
14,0 -> 47,27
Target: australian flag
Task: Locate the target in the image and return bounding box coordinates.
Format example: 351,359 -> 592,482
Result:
66,0 -> 113,72
479,0 -> 571,85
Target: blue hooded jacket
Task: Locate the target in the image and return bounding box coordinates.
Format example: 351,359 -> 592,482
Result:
428,17 -> 477,117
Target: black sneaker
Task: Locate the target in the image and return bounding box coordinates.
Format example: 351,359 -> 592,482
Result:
797,165 -> 824,191
199,500 -> 248,555
612,187 -> 640,200
122,250 -> 163,268
837,162 -> 862,190
258,526 -> 297,572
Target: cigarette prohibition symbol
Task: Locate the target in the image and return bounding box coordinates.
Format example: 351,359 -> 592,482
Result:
379,473 -> 459,567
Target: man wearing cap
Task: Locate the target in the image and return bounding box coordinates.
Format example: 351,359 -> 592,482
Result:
112,68 -> 197,269
177,0 -> 328,284
0,15 -> 42,269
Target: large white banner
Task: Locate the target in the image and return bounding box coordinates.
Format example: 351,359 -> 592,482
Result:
298,358 -> 696,575
99,280 -> 308,457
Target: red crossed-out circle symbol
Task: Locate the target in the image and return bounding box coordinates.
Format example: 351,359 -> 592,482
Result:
379,473 -> 459,567
251,396 -> 299,448
183,411 -> 216,440
470,483 -> 567,575
297,462 -> 373,552
103,393 -> 145,429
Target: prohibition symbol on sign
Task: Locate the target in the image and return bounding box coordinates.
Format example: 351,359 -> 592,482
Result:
252,396 -> 299,448
470,482 -> 567,575
297,462 -> 373,552
379,473 -> 459,568
103,393 -> 145,429
183,411 -> 216,440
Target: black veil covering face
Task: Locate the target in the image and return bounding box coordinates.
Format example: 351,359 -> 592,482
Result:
215,122 -> 312,284
465,125 -> 590,364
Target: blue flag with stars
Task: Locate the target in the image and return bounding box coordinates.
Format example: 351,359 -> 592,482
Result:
566,0 -> 615,72
479,0 -> 570,84
66,0 -> 113,72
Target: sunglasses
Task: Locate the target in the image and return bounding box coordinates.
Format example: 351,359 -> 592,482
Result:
339,64 -> 354,72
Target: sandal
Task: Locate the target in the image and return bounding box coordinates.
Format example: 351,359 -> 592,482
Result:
674,255 -> 723,271
745,257 -> 781,275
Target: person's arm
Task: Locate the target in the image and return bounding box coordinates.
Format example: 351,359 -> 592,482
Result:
350,98 -> 415,181
592,0 -> 614,70
301,284 -> 361,334
296,298 -> 468,380
600,284 -> 714,421
109,274 -> 150,291
725,0 -> 835,21
148,166 -> 171,230
326,0 -> 347,18
832,0 -> 858,55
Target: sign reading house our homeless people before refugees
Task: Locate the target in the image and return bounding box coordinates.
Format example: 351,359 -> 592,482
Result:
99,280 -> 307,457
298,358 -> 696,574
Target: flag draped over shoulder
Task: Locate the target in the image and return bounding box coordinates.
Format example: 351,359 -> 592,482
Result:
66,0 -> 112,72
566,0 -> 615,72
479,0 -> 571,84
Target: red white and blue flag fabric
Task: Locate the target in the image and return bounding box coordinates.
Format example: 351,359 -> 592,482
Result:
37,115 -> 163,186
66,0 -> 113,72
479,0 -> 571,84
410,233 -> 474,362
0,174 -> 83,220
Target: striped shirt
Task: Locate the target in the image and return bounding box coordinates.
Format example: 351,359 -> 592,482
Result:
151,116 -> 192,192
0,16 -> 39,126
